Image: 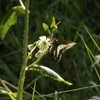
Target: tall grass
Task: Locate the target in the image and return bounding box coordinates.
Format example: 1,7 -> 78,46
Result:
0,0 -> 100,100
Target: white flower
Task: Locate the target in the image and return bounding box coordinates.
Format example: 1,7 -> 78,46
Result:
35,36 -> 51,58
38,36 -> 51,51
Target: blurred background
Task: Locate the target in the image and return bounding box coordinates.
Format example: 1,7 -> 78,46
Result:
0,0 -> 100,100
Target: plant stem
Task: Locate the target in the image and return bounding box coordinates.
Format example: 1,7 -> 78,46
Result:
17,0 -> 29,99
19,0 -> 25,10
28,51 -> 47,68
41,84 -> 100,97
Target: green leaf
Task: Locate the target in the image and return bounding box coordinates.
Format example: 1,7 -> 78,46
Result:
28,64 -> 72,85
0,6 -> 25,40
89,96 -> 100,100
13,6 -> 25,15
8,92 -> 17,100
0,86 -> 16,100
0,86 -> 8,94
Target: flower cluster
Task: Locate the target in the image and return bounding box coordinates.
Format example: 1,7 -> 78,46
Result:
35,36 -> 51,58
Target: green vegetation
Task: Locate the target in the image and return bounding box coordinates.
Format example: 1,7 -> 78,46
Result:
0,0 -> 100,100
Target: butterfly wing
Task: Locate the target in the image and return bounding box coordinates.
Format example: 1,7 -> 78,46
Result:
49,38 -> 58,59
57,42 -> 76,62
49,38 -> 76,62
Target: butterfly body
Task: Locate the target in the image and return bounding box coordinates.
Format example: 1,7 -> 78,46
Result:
49,38 -> 76,62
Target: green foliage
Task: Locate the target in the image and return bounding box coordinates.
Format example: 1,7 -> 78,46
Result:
0,0 -> 100,100
31,81 -> 36,100
0,6 -> 25,40
28,64 -> 72,85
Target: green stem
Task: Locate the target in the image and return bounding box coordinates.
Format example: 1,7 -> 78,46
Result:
28,51 -> 47,68
41,84 -> 100,97
17,0 -> 29,99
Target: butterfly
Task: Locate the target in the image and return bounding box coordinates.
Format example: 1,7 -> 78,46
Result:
49,38 -> 76,62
